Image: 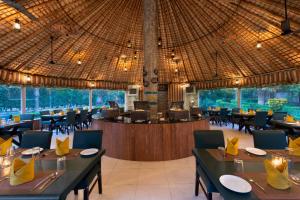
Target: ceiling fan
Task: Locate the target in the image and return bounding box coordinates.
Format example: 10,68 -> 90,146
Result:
48,36 -> 67,66
280,0 -> 300,36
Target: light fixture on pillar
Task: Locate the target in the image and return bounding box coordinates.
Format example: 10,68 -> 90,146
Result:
90,81 -> 95,87
13,18 -> 21,31
24,75 -> 31,83
158,37 -> 162,47
235,79 -> 240,85
124,67 -> 128,72
134,51 -> 137,59
127,40 -> 132,48
174,68 -> 178,73
77,59 -> 82,65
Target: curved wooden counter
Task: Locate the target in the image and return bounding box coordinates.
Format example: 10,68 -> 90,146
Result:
91,119 -> 209,161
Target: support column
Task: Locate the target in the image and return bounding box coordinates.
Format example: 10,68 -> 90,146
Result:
237,88 -> 241,108
89,89 -> 93,110
143,0 -> 158,116
21,86 -> 26,114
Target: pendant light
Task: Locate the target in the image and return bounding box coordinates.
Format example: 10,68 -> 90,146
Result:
13,18 -> 21,31
256,30 -> 262,49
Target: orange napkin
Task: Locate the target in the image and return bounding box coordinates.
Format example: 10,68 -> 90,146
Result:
10,158 -> 35,186
56,137 -> 69,156
226,137 -> 239,156
0,138 -> 12,156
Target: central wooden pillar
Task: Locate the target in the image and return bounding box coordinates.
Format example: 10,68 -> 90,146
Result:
143,0 -> 158,117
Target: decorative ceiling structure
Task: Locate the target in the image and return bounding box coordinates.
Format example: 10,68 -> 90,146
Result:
0,0 -> 299,89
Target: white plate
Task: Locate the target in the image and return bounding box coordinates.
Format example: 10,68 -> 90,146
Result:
219,175 -> 252,193
245,147 -> 267,156
80,148 -> 98,156
21,147 -> 44,156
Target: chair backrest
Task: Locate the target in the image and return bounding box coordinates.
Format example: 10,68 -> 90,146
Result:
272,112 -> 287,120
253,130 -> 287,149
254,111 -> 268,127
232,108 -> 240,114
40,110 -> 50,115
194,130 -> 225,149
0,114 -> 12,120
66,111 -> 76,125
91,108 -> 99,115
20,131 -> 52,149
53,109 -> 62,114
220,108 -> 228,116
20,114 -> 35,121
80,110 -> 88,121
73,130 -> 103,149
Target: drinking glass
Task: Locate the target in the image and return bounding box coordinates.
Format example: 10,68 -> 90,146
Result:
234,158 -> 244,173
57,156 -> 66,172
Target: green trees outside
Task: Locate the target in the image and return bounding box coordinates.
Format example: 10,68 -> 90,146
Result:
199,88 -> 237,109
0,85 -> 125,114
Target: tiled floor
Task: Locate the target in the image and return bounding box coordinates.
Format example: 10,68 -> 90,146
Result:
51,124 -> 254,200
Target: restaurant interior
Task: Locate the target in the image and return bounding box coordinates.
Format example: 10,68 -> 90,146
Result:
0,0 -> 300,199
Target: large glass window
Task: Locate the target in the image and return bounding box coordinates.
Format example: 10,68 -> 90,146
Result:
0,85 -> 21,115
198,88 -> 237,109
26,87 -> 89,111
92,89 -> 125,107
241,84 -> 300,119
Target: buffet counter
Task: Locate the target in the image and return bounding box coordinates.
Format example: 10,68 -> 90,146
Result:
91,118 -> 209,161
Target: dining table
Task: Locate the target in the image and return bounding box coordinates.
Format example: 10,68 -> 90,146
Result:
0,148 -> 105,200
0,121 -> 33,146
270,120 -> 300,135
193,148 -> 300,200
231,113 -> 273,131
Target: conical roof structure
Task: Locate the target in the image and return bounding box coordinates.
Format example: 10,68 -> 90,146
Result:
0,0 -> 299,89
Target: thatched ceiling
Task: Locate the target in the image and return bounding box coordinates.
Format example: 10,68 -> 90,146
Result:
0,0 -> 299,88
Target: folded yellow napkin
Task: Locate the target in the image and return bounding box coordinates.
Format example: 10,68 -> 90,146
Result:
285,115 -> 296,123
289,138 -> 300,156
0,138 -> 12,156
268,110 -> 273,116
249,110 -> 255,115
59,111 -> 65,116
50,111 -> 54,116
208,106 -> 211,111
215,107 -> 221,111
10,158 -> 35,186
13,116 -> 20,123
240,109 -> 244,114
226,137 -> 239,156
56,137 -> 69,156
264,159 -> 290,190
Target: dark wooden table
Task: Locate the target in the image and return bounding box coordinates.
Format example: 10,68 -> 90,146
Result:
193,148 -> 300,200
0,121 -> 32,146
0,149 -> 104,200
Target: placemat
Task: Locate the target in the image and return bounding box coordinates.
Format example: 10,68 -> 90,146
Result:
207,149 -> 266,162
0,170 -> 64,195
238,172 -> 300,200
207,149 -> 300,162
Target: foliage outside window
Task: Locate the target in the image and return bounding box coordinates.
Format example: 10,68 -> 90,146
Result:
92,89 -> 125,107
26,87 -> 89,112
0,85 -> 21,115
198,88 -> 237,110
241,84 -> 300,119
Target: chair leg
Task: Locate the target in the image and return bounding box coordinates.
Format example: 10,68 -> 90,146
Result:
83,187 -> 89,200
195,172 -> 200,196
208,192 -> 212,200
98,171 -> 102,194
74,189 -> 78,195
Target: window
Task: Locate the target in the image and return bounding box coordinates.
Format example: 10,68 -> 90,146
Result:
0,85 -> 21,115
92,89 -> 125,107
241,84 -> 300,119
198,88 -> 237,109
26,87 -> 89,111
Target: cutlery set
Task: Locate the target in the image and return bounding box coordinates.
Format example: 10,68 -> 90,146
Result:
32,172 -> 59,191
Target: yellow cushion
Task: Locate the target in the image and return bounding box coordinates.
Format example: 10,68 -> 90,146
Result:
10,158 -> 35,186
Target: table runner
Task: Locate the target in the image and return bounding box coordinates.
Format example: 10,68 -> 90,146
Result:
238,172 -> 300,200
15,149 -> 81,160
0,170 -> 64,195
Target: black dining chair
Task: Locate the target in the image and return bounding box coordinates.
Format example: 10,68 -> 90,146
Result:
230,108 -> 240,129
193,130 -> 224,200
88,108 -> 99,125
77,110 -> 89,130
244,111 -> 268,133
20,131 -> 52,149
253,130 -> 287,149
272,112 -> 287,120
18,114 -> 35,132
40,110 -> 52,131
73,130 -> 105,200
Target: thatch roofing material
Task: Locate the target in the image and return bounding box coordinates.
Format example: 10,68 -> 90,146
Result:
0,0 -> 299,89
